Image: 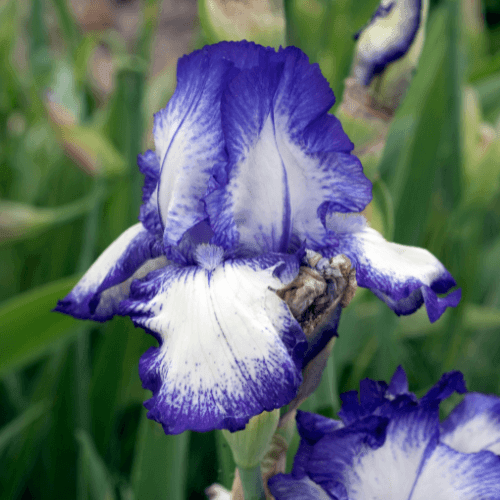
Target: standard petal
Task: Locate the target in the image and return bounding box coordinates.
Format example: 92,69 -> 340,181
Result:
411,444 -> 500,500
202,40 -> 268,70
295,371 -> 469,500
296,411 -> 345,443
307,409 -> 500,500
154,46 -> 234,247
206,46 -> 371,255
324,216 -> 461,322
326,405 -> 439,500
354,0 -> 422,85
302,416 -> 389,498
119,254 -> 307,434
54,223 -> 166,321
137,150 -> 163,239
268,475 -> 333,500
440,393 -> 500,455
291,411 -> 346,480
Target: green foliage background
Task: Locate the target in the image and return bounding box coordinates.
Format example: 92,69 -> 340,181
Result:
1,0 -> 500,498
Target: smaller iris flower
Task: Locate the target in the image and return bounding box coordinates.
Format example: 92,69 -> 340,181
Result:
269,367 -> 500,500
354,0 -> 422,85
55,41 -> 459,436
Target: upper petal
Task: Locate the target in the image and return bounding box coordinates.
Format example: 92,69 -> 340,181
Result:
300,416 -> 389,498
333,405 -> 439,499
324,215 -> 461,322
410,444 -> 500,500
268,475 -> 333,500
54,223 -> 166,321
154,46 -> 235,248
206,46 -> 372,255
305,407 -> 500,500
440,393 -> 500,455
119,252 -> 307,434
291,410 -> 346,480
276,369 -> 485,500
354,0 -> 422,85
137,150 -> 163,239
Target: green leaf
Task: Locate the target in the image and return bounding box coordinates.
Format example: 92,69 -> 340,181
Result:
474,71 -> 500,123
0,275 -> 81,376
1,352 -> 68,499
75,429 -> 116,500
378,2 -> 463,246
370,178 -> 395,240
0,401 -> 49,453
104,68 -> 146,218
89,317 -> 154,458
215,430 -> 236,490
285,0 -> 379,97
464,305 -> 500,330
49,0 -> 81,55
136,0 -> 162,62
131,410 -> 190,500
394,304 -> 500,338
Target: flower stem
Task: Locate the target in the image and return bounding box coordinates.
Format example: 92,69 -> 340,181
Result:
238,466 -> 266,500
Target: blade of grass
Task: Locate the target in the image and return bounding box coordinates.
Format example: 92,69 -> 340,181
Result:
0,275 -> 80,376
49,0 -> 80,56
215,430 -> 236,490
131,410 -> 190,500
1,351 -> 67,499
0,400 -> 49,454
89,317 -> 154,462
75,429 -> 117,500
378,3 -> 463,246
72,178 -> 104,481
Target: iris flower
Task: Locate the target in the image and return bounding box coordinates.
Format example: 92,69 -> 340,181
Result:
55,41 -> 460,434
354,0 -> 422,85
269,367 -> 500,499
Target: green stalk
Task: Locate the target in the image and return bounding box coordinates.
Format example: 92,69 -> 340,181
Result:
238,466 -> 266,500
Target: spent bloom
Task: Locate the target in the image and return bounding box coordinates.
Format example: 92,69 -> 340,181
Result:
269,367 -> 500,499
55,41 -> 460,435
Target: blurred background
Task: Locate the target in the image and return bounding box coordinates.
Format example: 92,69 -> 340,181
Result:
1,0 -> 500,498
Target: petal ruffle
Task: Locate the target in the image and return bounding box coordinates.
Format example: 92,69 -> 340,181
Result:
324,216 -> 461,322
339,369 -> 464,426
440,393 -> 500,455
154,46 -> 234,247
354,0 -> 422,85
206,46 -> 371,255
119,252 -> 307,434
54,223 -> 166,321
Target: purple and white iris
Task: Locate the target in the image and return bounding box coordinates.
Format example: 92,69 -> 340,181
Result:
269,367 -> 500,499
55,41 -> 459,434
354,0 -> 422,85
